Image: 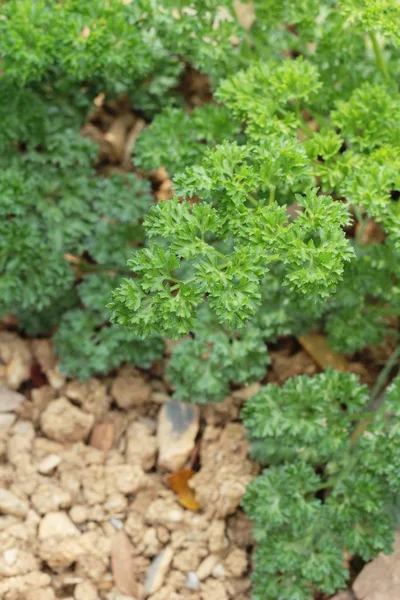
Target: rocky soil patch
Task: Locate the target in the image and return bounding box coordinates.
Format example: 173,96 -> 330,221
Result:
0,330 -> 396,600
0,332 -> 255,600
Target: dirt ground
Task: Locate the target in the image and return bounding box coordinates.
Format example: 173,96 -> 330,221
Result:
0,325 -> 397,600
0,331 -> 261,600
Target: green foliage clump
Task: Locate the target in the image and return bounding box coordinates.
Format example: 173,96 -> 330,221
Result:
54,275 -> 164,380
135,104 -> 240,174
0,0 -> 243,90
166,306 -> 269,403
1,0 -> 247,378
242,371 -> 400,600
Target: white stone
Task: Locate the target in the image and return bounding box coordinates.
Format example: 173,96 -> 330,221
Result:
185,571 -> 200,591
39,511 -> 81,540
40,398 -> 94,443
37,454 -> 62,474
0,385 -> 24,412
0,413 -> 16,433
0,488 -> 29,518
144,546 -> 174,596
74,580 -> 99,600
212,563 -> 225,578
157,402 -> 199,471
196,555 -> 219,581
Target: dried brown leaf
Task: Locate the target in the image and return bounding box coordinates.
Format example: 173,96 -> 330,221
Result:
111,530 -> 139,597
298,333 -> 349,371
167,468 -> 200,511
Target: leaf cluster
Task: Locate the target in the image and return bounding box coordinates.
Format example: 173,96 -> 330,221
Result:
242,371 -> 400,600
0,0 -> 244,96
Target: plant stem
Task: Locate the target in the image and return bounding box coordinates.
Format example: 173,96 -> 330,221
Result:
353,204 -> 367,245
320,344 -> 400,491
370,344 -> 400,404
370,31 -> 390,83
269,186 -> 276,205
349,343 -> 400,445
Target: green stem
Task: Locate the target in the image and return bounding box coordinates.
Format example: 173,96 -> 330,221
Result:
213,248 -> 228,259
269,186 -> 276,205
370,344 -> 400,404
370,31 -> 390,83
319,344 -> 400,492
248,196 -> 259,207
353,204 -> 367,245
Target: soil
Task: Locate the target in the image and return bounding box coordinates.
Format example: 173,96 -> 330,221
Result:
0,331 -> 259,600
0,326 -> 397,600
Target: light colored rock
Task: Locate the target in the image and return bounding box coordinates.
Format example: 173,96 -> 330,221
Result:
90,422 -> 115,452
104,493 -> 127,515
47,367 -> 66,390
69,505 -> 89,525
331,593 -> 354,600
224,547 -> 248,578
191,423 -> 256,518
0,332 -> 32,389
39,511 -> 81,540
26,588 -> 56,600
353,531 -> 400,600
144,546 -> 174,596
31,482 -> 72,514
0,488 -> 29,518
111,367 -> 151,409
196,554 -> 219,581
74,580 -> 100,600
66,378 -> 110,419
6,356 -> 30,389
6,420 -> 35,466
39,536 -> 84,569
200,579 -> 228,600
0,548 -> 38,577
31,339 -> 57,372
157,402 -> 199,471
40,398 -> 95,443
0,571 -> 51,599
0,385 -> 24,412
212,563 -> 225,578
126,421 -> 157,471
185,571 -> 200,591
0,413 -> 16,433
37,454 -> 62,474
106,464 -> 148,495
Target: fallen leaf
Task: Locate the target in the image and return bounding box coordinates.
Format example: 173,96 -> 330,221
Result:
167,468 -> 200,511
298,333 -> 349,371
111,530 -> 138,597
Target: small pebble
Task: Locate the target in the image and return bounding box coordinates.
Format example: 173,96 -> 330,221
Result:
144,546 -> 174,596
37,454 -> 61,474
196,554 -> 219,581
110,517 -> 123,530
212,563 -> 225,578
185,571 -> 200,591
